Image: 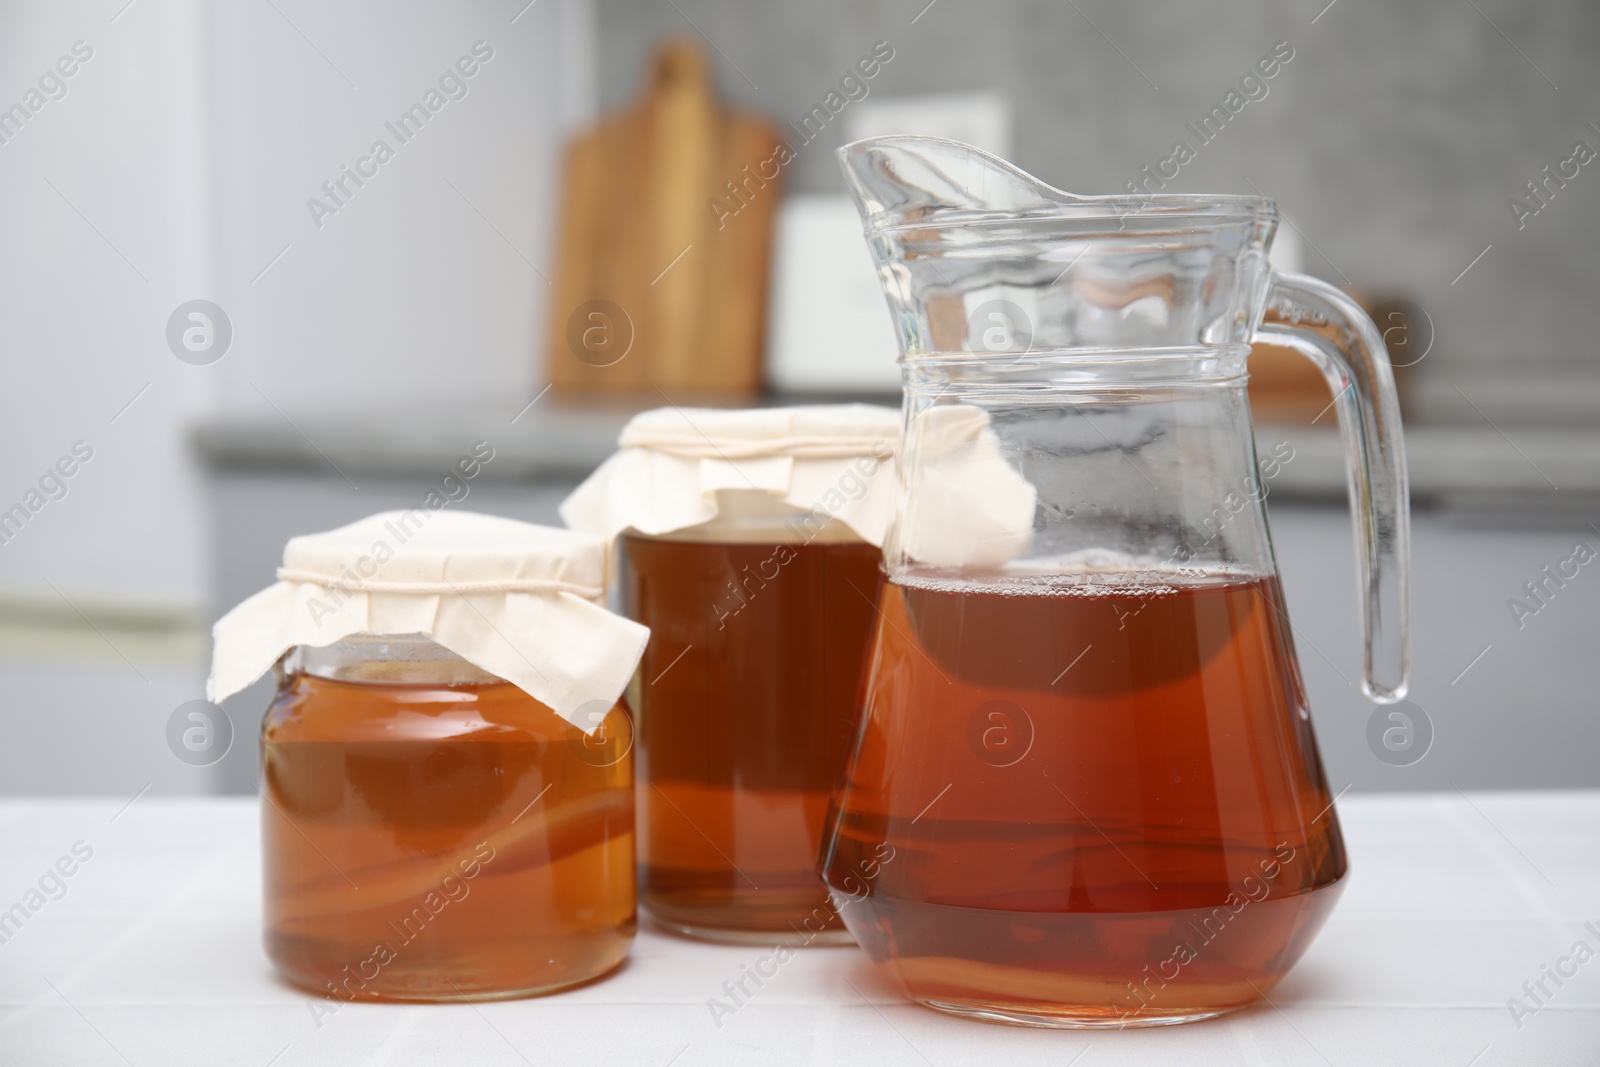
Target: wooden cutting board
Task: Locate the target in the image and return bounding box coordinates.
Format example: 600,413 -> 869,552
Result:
547,38 -> 782,397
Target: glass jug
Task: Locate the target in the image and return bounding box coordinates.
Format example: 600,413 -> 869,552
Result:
820,136 -> 1410,1027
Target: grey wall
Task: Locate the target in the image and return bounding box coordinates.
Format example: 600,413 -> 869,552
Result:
597,0 -> 1600,369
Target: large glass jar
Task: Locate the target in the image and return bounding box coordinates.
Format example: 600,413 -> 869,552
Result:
261,634 -> 635,1001
621,513 -> 883,944
560,404 -> 900,944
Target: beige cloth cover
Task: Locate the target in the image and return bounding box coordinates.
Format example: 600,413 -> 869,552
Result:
207,511 -> 649,729
559,404 -> 901,544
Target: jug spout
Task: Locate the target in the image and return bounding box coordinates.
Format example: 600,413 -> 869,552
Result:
839,135 -> 1079,225
837,136 -> 1278,359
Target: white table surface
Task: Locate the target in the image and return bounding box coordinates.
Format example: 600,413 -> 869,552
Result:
1,792 -> 1596,1066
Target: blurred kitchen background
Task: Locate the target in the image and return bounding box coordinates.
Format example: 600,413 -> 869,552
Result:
0,0 -> 1596,798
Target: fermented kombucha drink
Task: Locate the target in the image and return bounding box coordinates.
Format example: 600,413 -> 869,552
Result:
262,637 -> 636,1001
827,134 -> 1411,1026
623,531 -> 884,943
822,572 -> 1347,1025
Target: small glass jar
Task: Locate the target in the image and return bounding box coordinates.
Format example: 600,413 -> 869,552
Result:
621,509 -> 884,944
261,634 -> 635,1001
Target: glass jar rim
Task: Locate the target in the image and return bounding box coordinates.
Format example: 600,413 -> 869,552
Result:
288,633 -> 504,686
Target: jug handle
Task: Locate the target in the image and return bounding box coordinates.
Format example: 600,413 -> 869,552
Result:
1255,271 -> 1411,703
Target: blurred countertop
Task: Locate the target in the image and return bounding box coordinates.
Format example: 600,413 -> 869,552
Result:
191,376 -> 1600,515
194,398 -> 638,481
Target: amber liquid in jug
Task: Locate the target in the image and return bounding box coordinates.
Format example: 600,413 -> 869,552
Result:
262,669 -> 636,1001
823,572 -> 1347,1025
623,533 -> 884,941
